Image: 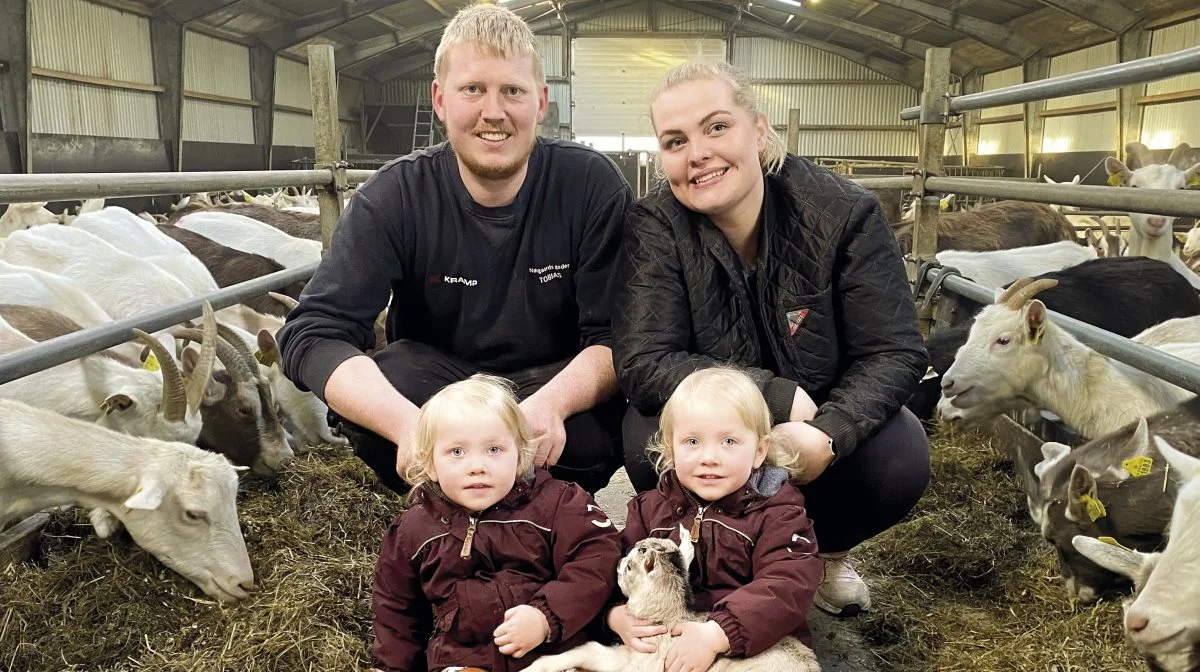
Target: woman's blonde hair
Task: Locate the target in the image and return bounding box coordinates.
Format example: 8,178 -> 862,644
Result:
648,59 -> 787,176
405,373 -> 539,488
434,2 -> 546,86
646,366 -> 805,479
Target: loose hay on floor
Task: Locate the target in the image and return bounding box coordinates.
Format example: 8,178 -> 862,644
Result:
0,444 -> 404,672
851,425 -> 1142,672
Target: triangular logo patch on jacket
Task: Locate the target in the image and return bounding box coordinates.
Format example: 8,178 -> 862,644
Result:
786,309 -> 809,336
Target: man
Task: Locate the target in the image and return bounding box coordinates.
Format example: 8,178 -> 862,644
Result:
277,3 -> 632,495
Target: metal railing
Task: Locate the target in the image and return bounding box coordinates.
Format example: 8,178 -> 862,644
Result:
930,268 -> 1200,396
924,177 -> 1200,218
0,170 -> 345,205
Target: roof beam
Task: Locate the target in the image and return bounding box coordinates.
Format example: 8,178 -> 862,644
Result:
335,18 -> 450,69
870,0 -> 1039,60
754,0 -> 973,76
528,0 -> 643,33
365,51 -> 435,82
679,2 -> 922,88
258,0 -> 399,52
156,0 -> 249,24
423,0 -> 453,19
1031,0 -> 1139,34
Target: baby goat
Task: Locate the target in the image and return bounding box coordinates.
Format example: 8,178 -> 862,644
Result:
525,527 -> 820,672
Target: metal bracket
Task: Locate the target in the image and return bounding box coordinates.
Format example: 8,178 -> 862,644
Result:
911,259 -> 942,300
919,91 -> 951,125
919,265 -> 962,316
317,160 -> 350,193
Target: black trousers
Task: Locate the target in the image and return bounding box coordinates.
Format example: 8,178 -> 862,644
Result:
334,340 -> 627,496
621,405 -> 931,554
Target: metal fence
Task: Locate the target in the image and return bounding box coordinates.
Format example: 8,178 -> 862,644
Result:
905,45 -> 1200,398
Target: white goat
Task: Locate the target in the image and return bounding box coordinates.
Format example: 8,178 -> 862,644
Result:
0,303 -> 217,447
0,202 -> 57,237
526,527 -> 821,672
938,278 -> 1200,439
0,397 -> 255,604
70,206 -> 190,257
1105,142 -> 1200,287
936,240 -> 1096,290
1073,437 -> 1200,672
174,211 -> 321,268
1043,174 -> 1082,212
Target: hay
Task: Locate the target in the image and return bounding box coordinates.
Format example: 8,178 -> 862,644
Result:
851,426 -> 1141,672
0,444 -> 403,672
0,426 -> 1144,672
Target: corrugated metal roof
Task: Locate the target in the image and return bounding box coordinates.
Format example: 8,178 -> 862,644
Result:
577,7 -> 652,33
652,5 -> 726,33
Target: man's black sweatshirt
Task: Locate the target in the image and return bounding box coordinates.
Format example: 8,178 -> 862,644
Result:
275,137 -> 633,403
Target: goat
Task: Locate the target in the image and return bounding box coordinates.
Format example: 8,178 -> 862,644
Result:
936,240 -> 1097,290
168,203 -> 320,241
154,224 -> 304,318
0,397 -> 255,604
1106,142 -> 1200,288
173,211 -> 321,268
70,206 -> 190,257
0,202 -> 58,237
1072,437 -> 1200,672
0,302 -> 217,447
938,276 -> 1200,439
524,527 -> 821,672
1025,400 -> 1200,605
893,201 -> 1078,254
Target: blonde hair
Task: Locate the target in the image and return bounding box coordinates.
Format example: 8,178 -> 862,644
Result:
646,366 -> 805,479
434,2 -> 545,87
649,59 -> 787,176
405,373 -> 539,488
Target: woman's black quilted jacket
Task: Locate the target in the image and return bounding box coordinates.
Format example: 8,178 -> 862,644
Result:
612,155 -> 928,463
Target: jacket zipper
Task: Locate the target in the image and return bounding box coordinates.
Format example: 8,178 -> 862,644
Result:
690,505 -> 708,540
460,516 -> 478,558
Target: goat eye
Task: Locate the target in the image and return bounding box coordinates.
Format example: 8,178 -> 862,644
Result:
184,510 -> 207,523
996,335 -> 1011,346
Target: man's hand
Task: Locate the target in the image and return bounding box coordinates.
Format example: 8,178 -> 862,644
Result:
665,620 -> 729,672
773,421 -> 835,484
606,604 -> 667,653
493,605 -> 550,658
790,387 -> 818,422
387,405 -> 420,478
520,393 -> 568,467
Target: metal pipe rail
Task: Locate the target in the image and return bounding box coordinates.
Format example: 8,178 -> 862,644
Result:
0,169 -> 378,205
933,269 -> 1200,397
900,45 -> 1200,120
0,263 -> 317,386
923,176 -> 1200,218
848,176 -> 915,190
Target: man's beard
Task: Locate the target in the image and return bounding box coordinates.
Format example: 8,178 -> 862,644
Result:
453,130 -> 535,181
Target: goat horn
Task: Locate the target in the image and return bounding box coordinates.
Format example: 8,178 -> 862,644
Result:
1006,278 -> 1059,310
268,292 -> 299,311
183,302 -> 218,413
214,322 -> 262,382
995,277 -> 1035,306
172,328 -> 256,389
132,329 -> 188,422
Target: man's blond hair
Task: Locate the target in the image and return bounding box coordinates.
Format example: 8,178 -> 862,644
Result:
434,2 -> 545,86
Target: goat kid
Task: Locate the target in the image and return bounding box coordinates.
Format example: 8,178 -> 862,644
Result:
525,527 -> 821,672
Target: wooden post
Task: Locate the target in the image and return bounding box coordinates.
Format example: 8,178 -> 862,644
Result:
1118,27 -> 1149,154
786,108 -> 800,155
1022,55 -> 1049,178
961,71 -> 982,166
912,48 -> 951,267
307,44 -> 345,254
0,0 -> 30,173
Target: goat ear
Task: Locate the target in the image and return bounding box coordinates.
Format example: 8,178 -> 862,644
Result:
1067,465 -> 1102,522
677,524 -> 695,573
123,478 -> 167,510
1153,436 -> 1200,484
1024,300 -> 1047,344
1035,442 -> 1071,481
1185,163 -> 1200,188
1072,536 -> 1151,583
1166,143 -> 1195,171
643,553 -> 656,574
1104,157 -> 1131,186
102,393 -> 135,415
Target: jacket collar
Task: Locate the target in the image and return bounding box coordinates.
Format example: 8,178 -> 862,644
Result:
416,466 -> 544,521
655,465 -> 789,516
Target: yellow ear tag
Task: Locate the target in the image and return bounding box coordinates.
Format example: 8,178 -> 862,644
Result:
1107,173 -> 1123,187
1098,536 -> 1133,552
1188,174 -> 1200,187
1121,456 -> 1154,478
1080,493 -> 1107,521
254,349 -> 278,367
142,351 -> 160,372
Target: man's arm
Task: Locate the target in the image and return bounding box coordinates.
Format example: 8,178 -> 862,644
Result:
323,356 -> 420,458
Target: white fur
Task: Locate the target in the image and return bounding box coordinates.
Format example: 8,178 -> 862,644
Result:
936,241 -> 1096,289
174,211 -> 321,268
0,397 -> 254,604
69,206 -> 189,257
0,202 -> 57,238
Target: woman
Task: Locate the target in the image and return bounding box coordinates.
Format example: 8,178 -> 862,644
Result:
612,60 -> 931,617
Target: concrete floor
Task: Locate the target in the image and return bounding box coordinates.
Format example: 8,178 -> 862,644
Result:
594,468 -> 879,672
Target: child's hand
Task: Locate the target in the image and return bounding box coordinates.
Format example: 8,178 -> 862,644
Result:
665,620 -> 730,672
493,604 -> 549,658
607,604 -> 668,653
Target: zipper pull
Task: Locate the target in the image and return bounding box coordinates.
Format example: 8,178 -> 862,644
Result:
460,517 -> 478,559
689,506 -> 706,541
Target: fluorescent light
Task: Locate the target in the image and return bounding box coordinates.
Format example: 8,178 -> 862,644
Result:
784,13 -> 794,24
772,0 -> 803,7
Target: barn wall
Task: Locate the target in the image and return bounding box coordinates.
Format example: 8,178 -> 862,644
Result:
182,31 -> 254,145
1042,41 -> 1118,153
1142,18 -> 1200,150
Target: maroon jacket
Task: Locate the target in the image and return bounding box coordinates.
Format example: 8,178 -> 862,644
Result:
621,467 -> 822,655
371,468 -> 622,672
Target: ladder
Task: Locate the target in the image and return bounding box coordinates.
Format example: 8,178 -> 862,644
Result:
411,97 -> 435,150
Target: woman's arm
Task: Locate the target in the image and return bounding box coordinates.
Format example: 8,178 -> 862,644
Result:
807,193 -> 929,463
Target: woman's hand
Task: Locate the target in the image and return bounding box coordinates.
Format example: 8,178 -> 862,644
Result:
789,387 -> 818,422
774,421 -> 834,484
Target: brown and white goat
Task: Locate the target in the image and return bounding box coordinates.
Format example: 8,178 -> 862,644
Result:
893,201 -> 1078,254
524,528 -> 821,672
